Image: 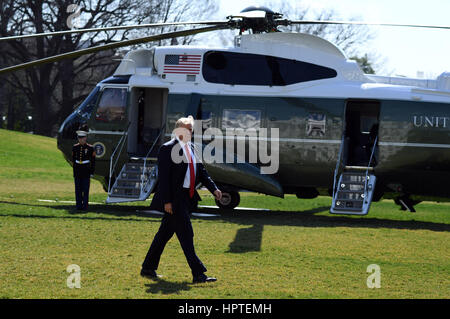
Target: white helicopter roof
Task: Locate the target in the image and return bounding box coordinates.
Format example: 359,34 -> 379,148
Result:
238,32 -> 346,64
113,32 -> 450,103
114,32 -> 357,78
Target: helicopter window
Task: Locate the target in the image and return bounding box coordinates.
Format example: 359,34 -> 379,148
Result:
76,86 -> 100,119
203,51 -> 337,86
204,52 -> 227,70
222,109 -> 261,130
95,88 -> 128,123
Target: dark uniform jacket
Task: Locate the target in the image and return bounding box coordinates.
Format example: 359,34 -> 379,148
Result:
72,143 -> 96,178
149,138 -> 218,213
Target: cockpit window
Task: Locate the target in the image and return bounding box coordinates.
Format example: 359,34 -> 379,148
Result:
95,88 -> 128,123
76,86 -> 100,119
203,51 -> 337,86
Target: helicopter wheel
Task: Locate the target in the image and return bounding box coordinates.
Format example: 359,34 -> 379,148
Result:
215,190 -> 240,210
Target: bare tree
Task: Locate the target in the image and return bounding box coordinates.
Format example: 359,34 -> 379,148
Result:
278,4 -> 373,55
0,0 -> 31,131
127,0 -> 218,48
1,0 -> 134,135
0,0 -> 217,136
273,2 -> 378,71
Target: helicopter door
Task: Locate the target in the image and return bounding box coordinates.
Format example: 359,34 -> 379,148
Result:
344,101 -> 380,167
129,87 -> 168,157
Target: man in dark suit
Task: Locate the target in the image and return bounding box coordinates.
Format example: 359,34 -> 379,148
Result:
141,116 -> 222,283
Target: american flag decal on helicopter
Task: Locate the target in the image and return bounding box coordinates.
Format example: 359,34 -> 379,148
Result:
163,54 -> 201,74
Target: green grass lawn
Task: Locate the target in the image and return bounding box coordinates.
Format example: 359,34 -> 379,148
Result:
0,128 -> 449,299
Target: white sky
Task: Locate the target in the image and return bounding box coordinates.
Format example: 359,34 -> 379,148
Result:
213,0 -> 450,78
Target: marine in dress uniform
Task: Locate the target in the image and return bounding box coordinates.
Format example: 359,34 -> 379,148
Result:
72,129 -> 96,211
140,117 -> 222,284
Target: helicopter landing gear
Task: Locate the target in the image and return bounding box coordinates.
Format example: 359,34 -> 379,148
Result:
394,195 -> 421,212
215,190 -> 240,210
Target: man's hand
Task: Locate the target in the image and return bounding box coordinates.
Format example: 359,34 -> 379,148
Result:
164,203 -> 173,214
213,189 -> 222,201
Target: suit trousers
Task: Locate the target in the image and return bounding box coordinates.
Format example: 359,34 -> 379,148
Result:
74,177 -> 90,210
142,189 -> 207,276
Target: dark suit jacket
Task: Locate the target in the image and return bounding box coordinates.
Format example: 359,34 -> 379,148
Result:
72,143 -> 96,178
149,138 -> 218,212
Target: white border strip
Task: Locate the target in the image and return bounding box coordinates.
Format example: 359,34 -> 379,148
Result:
37,199 -> 104,204
89,130 -> 126,135
379,142 -> 450,149
168,134 -> 450,148
168,133 -> 341,144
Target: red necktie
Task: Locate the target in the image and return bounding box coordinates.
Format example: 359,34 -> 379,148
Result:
185,144 -> 195,198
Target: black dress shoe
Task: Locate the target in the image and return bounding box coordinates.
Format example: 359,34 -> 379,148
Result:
140,269 -> 161,279
193,274 -> 217,283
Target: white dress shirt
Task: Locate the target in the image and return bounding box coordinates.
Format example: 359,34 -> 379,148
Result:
176,138 -> 197,188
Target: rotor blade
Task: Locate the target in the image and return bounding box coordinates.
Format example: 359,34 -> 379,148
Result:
0,20 -> 229,42
288,20 -> 450,30
0,25 -> 225,75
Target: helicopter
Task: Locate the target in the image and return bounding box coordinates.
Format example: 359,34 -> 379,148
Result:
1,6 -> 449,215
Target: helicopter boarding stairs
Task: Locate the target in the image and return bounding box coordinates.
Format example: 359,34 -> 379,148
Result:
106,128 -> 160,204
330,136 -> 378,215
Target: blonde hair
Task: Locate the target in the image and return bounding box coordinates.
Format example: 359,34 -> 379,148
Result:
175,115 -> 194,128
